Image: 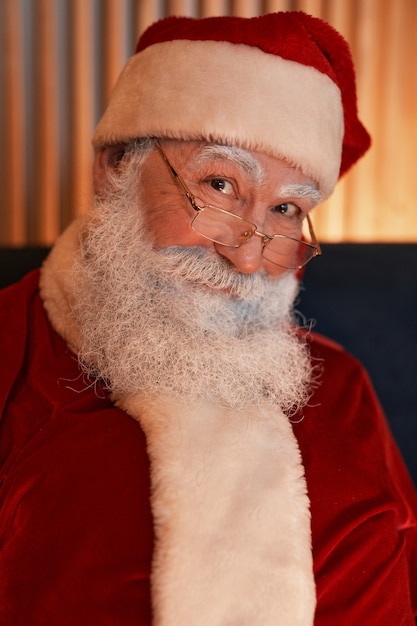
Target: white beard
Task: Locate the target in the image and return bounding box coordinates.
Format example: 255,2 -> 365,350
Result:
69,157 -> 313,414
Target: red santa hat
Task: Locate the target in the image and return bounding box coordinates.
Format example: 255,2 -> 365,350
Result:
92,11 -> 370,200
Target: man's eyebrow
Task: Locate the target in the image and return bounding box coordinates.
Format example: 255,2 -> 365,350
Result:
195,146 -> 322,204
195,144 -> 265,183
279,183 -> 322,205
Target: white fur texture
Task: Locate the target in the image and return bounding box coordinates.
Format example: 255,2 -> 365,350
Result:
118,394 -> 316,626
39,217 -> 85,351
92,40 -> 344,199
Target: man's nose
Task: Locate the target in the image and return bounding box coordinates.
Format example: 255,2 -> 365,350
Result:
214,236 -> 286,276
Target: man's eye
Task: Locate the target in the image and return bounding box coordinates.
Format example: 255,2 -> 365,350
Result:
210,179 -> 234,195
272,203 -> 300,218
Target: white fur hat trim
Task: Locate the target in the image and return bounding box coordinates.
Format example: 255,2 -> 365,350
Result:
93,39 -> 344,199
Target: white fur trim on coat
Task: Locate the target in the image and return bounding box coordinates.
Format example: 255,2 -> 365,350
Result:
117,394 -> 316,626
92,39 -> 344,199
39,217 -> 85,351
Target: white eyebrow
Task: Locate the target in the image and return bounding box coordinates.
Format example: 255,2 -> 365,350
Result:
280,183 -> 322,205
195,145 -> 322,205
195,144 -> 265,183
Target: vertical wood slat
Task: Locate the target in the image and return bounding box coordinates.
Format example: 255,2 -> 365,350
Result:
1,0 -> 26,244
230,0 -> 259,17
344,0 -> 382,240
295,0 -> 324,16
101,0 -> 128,107
263,0 -> 292,12
376,1 -> 415,240
166,0 -> 193,16
133,0 -> 161,40
33,0 -> 60,244
200,0 -> 228,17
400,0 -> 417,240
68,0 -> 94,221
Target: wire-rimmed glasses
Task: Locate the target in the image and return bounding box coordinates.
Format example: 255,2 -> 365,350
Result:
154,139 -> 322,270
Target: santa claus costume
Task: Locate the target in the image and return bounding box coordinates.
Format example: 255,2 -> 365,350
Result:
0,11 -> 416,626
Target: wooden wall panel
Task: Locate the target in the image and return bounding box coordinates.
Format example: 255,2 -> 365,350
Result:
66,0 -> 94,223
1,0 -> 26,244
32,0 -> 60,243
1,0 -> 416,244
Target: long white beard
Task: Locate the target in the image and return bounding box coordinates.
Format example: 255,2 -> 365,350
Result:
69,161 -> 313,414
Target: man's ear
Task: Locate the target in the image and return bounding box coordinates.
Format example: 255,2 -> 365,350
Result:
93,144 -> 126,195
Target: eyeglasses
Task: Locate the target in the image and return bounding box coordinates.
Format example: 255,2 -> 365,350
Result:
153,139 -> 322,270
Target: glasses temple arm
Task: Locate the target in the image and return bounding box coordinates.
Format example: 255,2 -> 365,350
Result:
153,138 -> 201,212
306,214 -> 322,256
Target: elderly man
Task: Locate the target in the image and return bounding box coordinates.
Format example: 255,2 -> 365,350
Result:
0,11 -> 416,626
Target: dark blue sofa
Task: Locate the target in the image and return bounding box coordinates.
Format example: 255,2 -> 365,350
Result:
299,244 -> 417,485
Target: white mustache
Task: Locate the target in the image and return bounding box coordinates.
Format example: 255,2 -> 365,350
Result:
159,245 -> 273,298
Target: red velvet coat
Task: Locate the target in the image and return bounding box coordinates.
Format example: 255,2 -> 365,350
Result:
1,270 -> 416,625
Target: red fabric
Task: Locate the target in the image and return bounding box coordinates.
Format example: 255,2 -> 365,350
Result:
0,270 -> 416,625
136,12 -> 371,178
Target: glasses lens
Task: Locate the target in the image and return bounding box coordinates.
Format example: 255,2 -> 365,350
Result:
263,236 -> 316,269
192,205 -> 255,247
191,204 -> 319,269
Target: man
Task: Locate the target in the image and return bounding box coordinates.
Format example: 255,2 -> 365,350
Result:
0,11 -> 416,626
